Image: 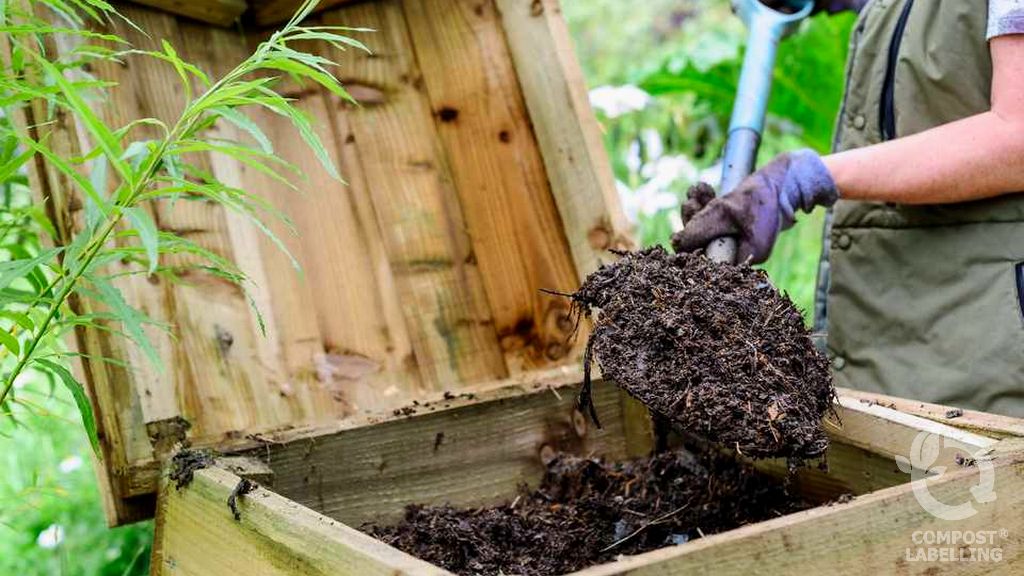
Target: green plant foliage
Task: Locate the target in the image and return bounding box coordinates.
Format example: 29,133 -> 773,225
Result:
0,374 -> 152,576
0,0 -> 367,454
569,4 -> 855,322
641,12 -> 855,153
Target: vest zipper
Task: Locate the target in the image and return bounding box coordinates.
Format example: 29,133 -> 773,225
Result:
1016,263 -> 1024,326
880,0 -> 915,141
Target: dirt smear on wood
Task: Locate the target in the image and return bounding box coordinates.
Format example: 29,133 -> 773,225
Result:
168,449 -> 214,490
573,246 -> 835,460
370,447 -> 809,576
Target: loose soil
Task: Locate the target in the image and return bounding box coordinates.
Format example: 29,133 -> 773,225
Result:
370,447 -> 810,576
572,246 -> 835,460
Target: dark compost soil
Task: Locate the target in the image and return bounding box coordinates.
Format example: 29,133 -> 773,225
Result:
572,246 -> 835,460
370,447 -> 810,576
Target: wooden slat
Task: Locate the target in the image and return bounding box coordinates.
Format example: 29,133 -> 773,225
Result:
247,87 -> 423,414
86,10 -> 345,452
238,379 -> 630,527
754,440 -> 910,503
84,6 -> 192,458
840,387 -> 1024,439
249,0 -> 359,27
398,0 -> 582,374
152,466 -> 451,575
318,1 -> 509,390
829,395 -> 997,469
126,0 -> 248,26
494,0 -> 632,280
571,447 -> 1024,575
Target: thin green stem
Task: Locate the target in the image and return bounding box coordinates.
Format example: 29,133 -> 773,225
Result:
0,9 -> 311,409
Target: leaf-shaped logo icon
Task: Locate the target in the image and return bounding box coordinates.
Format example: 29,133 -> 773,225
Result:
911,432 -> 941,470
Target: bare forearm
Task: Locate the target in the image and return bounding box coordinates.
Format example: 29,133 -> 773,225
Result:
822,111 -> 1024,204
823,35 -> 1024,205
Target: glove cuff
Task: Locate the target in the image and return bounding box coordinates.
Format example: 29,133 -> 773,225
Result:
778,148 -> 839,229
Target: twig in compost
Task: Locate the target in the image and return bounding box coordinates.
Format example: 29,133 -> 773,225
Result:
600,501 -> 692,552
576,337 -> 602,428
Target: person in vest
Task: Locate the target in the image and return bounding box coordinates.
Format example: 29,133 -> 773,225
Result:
675,0 -> 1024,416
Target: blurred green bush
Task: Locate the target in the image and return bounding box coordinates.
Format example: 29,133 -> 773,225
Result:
0,377 -> 151,575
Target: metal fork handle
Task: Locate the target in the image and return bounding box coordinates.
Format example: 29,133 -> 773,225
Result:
708,0 -> 814,264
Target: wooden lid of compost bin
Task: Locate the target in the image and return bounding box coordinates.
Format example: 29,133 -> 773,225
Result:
38,0 -> 631,524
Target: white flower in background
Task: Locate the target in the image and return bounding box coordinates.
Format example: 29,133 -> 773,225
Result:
626,140 -> 642,174
669,210 -> 685,233
617,179 -> 679,223
37,524 -> 64,549
640,154 -> 698,187
640,128 -> 664,163
619,154 -> 704,227
588,84 -> 652,118
700,161 -> 724,189
59,455 -> 83,474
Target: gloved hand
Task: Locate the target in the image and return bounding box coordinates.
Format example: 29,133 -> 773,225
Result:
671,149 -> 839,264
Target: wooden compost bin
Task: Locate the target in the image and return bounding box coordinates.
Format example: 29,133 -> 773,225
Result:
28,1 -> 1024,575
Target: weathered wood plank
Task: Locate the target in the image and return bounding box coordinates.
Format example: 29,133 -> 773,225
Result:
828,395 -> 997,469
240,379 -> 630,527
126,0 -> 248,26
321,91 -> 427,411
318,1 -> 509,390
400,0 -> 583,374
840,387 -> 1024,439
245,86 -> 424,414
152,466 -> 450,575
571,447 -> 1024,575
494,0 -> 632,279
755,440 -> 910,503
249,0 -> 360,27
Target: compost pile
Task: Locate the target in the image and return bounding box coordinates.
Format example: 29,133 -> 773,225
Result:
574,246 -> 834,460
370,448 -> 808,576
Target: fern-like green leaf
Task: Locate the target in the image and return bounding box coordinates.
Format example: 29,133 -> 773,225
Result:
35,357 -> 101,457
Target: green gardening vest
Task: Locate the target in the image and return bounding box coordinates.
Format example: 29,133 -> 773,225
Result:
823,0 -> 1024,416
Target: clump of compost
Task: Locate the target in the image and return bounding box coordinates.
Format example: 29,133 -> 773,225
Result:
573,246 -> 834,460
370,447 -> 808,576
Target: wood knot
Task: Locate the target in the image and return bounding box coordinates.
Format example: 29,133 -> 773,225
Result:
572,409 -> 587,438
344,83 -> 387,106
587,223 -> 612,250
545,341 -> 567,361
214,324 -> 234,355
438,106 -> 459,122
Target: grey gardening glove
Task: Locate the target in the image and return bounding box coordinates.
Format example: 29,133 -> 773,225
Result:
671,149 -> 839,264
